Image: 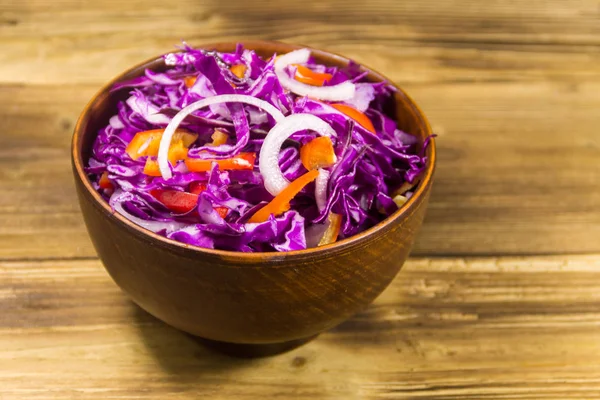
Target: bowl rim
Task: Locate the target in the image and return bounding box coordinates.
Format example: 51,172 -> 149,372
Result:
72,40 -> 436,261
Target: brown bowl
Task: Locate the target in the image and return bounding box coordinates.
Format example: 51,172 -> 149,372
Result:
71,41 -> 436,356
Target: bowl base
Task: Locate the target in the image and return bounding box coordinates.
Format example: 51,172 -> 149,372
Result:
193,334 -> 319,358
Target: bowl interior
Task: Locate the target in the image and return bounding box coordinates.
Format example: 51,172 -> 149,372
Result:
72,40 -> 435,260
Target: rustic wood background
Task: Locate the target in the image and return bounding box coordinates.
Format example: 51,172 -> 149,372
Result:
1,0 -> 599,398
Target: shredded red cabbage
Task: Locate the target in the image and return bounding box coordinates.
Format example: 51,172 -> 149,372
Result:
86,43 -> 431,252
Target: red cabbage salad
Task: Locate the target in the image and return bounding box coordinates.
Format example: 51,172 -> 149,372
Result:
87,44 -> 430,252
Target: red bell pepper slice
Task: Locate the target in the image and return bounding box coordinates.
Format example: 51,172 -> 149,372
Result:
188,182 -> 229,218
150,189 -> 199,214
99,171 -> 113,190
185,152 -> 256,172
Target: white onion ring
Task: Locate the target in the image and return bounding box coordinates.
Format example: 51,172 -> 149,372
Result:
315,168 -> 330,211
157,95 -> 286,179
259,113 -> 336,196
274,49 -> 356,101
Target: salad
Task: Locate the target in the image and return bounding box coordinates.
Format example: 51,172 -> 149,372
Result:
87,43 -> 430,252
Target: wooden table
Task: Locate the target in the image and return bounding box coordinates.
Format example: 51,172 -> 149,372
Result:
1,0 -> 599,398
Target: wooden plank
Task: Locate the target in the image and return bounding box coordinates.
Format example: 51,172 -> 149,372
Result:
0,84 -> 95,259
2,2 -> 600,399
2,255 -> 600,398
0,0 -> 599,85
412,79 -> 600,255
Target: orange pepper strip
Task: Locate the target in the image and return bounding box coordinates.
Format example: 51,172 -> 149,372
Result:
331,104 -> 376,134
126,129 -> 162,159
294,65 -> 333,87
230,64 -> 247,79
168,140 -> 190,165
126,129 -> 198,160
143,158 -> 162,177
99,171 -> 113,190
318,213 -> 343,246
184,76 -> 197,88
210,129 -> 229,146
185,152 -> 256,172
300,136 -> 336,170
249,170 -> 319,223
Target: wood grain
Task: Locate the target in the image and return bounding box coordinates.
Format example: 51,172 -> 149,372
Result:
2,0 -> 600,397
2,256 -> 600,399
1,0 -> 599,86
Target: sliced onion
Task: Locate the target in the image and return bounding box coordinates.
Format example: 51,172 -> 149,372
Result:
393,194 -> 408,208
109,115 -> 125,129
393,175 -> 421,197
259,113 -> 336,196
315,168 -> 330,211
274,49 -> 355,101
318,212 -> 343,246
158,95 -> 286,180
111,198 -> 187,233
305,220 -> 330,248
